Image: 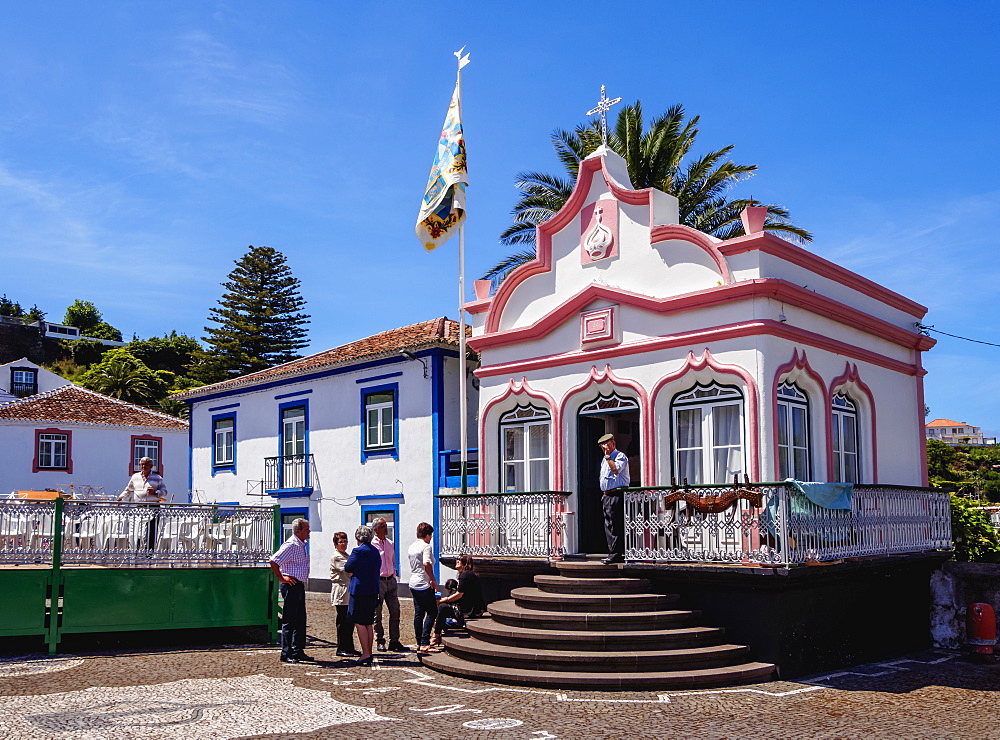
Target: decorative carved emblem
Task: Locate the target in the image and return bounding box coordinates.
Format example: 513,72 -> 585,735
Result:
580,200 -> 618,264
662,476 -> 763,513
584,206 -> 613,260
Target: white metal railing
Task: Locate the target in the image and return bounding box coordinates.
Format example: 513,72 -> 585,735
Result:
437,491 -> 574,558
0,500 -> 276,567
625,482 -> 952,566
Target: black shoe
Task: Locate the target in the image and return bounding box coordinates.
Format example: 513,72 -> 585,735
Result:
387,641 -> 410,652
353,656 -> 374,666
377,640 -> 387,652
280,656 -> 300,664
601,554 -> 625,565
336,649 -> 361,657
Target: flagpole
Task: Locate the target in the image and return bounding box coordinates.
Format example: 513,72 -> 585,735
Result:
456,56 -> 469,497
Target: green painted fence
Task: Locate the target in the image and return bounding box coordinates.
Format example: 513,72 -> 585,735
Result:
0,499 -> 283,653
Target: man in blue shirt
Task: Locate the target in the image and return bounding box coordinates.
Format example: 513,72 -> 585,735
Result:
598,433 -> 630,564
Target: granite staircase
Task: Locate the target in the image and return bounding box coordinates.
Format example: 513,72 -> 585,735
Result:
421,561 -> 775,690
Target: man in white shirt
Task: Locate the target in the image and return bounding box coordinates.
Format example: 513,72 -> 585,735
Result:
269,518 -> 313,664
598,433 -> 630,565
119,456 -> 168,550
372,518 -> 408,652
119,457 -> 168,502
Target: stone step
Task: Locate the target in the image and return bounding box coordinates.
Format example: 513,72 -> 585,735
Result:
534,574 -> 653,594
488,599 -> 700,631
511,587 -> 678,612
467,620 -> 725,651
442,634 -> 749,672
554,561 -> 624,578
421,650 -> 776,690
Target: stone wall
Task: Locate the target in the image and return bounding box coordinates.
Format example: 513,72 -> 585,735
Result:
930,561 -> 1000,649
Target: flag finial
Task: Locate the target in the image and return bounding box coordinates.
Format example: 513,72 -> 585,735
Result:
454,46 -> 471,70
586,85 -> 622,147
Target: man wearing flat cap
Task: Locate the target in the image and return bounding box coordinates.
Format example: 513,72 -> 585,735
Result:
598,433 -> 630,564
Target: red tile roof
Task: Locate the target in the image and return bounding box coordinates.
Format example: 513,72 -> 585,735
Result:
174,317 -> 472,400
925,418 -> 970,428
0,385 -> 188,429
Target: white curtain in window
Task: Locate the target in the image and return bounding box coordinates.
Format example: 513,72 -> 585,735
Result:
711,403 -> 742,483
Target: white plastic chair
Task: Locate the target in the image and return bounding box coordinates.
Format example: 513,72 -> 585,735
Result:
0,512 -> 28,549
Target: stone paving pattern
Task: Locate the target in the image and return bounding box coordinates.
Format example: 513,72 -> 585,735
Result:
1,593 -> 998,739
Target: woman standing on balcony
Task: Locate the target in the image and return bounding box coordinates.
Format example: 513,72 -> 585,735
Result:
407,522 -> 440,654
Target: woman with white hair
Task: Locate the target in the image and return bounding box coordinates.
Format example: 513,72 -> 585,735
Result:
344,524 -> 381,665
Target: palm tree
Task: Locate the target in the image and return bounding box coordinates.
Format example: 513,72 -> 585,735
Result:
80,350 -> 159,405
483,102 -> 811,286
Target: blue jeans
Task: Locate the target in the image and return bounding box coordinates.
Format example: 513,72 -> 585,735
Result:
411,586 -> 438,647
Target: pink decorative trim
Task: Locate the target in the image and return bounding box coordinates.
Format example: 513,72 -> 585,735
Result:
580,306 -> 616,345
718,232 -> 928,319
740,206 -> 768,235
32,427 -> 73,474
770,350 -> 828,480
469,279 -> 933,354
649,224 -> 732,284
473,280 -> 492,300
480,378 -> 560,491
828,363 -> 878,484
485,155 -> 658,334
558,365 -> 652,485
474,319 -> 922,380
915,358 -> 929,487
465,298 -> 491,315
130,434 -> 164,476
648,349 -> 761,481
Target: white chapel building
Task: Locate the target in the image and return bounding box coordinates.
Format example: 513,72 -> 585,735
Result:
466,147 -> 935,555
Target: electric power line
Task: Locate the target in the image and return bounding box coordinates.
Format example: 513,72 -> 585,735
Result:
919,325 -> 1000,349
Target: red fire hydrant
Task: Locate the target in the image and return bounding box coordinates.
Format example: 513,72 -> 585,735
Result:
966,603 -> 996,659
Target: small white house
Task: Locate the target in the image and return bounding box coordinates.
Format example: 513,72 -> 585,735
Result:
0,384 -> 189,499
174,318 -> 477,590
0,358 -> 71,400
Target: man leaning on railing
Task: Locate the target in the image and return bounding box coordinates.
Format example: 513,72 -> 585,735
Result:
119,456 -> 167,550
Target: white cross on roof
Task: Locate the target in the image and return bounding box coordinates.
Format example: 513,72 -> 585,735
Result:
586,85 -> 623,146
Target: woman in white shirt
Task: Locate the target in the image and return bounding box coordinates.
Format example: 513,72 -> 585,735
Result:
329,531 -> 359,657
407,521 -> 439,654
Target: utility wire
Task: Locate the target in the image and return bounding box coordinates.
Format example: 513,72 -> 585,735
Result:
918,324 -> 1000,349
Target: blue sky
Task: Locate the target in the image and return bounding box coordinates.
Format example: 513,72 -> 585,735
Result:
1,1 -> 998,434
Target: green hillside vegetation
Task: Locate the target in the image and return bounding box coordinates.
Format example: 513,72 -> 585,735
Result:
926,439 -> 1000,501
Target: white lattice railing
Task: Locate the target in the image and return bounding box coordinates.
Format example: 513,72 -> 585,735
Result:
437,491 -> 574,558
0,500 -> 277,567
625,483 -> 952,566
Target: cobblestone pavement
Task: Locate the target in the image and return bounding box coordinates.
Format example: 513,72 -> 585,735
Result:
1,593 -> 998,739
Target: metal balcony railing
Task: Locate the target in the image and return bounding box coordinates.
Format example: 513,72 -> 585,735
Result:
263,453 -> 315,493
10,381 -> 37,398
625,482 -> 952,566
437,490 -> 574,558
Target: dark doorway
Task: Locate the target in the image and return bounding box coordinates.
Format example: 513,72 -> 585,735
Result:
576,398 -> 641,555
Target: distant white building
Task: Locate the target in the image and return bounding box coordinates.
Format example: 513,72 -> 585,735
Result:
0,358 -> 74,400
173,318 -> 477,591
0,384 -> 189,499
925,418 -> 996,446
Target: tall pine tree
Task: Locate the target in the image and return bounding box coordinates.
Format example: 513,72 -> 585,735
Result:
195,245 -> 310,382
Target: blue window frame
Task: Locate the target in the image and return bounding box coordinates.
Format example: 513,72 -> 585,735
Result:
211,411 -> 237,475
361,382 -> 399,462
277,400 -> 310,490
361,503 -> 401,578
279,506 -> 310,545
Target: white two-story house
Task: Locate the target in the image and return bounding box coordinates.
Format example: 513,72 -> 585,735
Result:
174,317 -> 477,591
